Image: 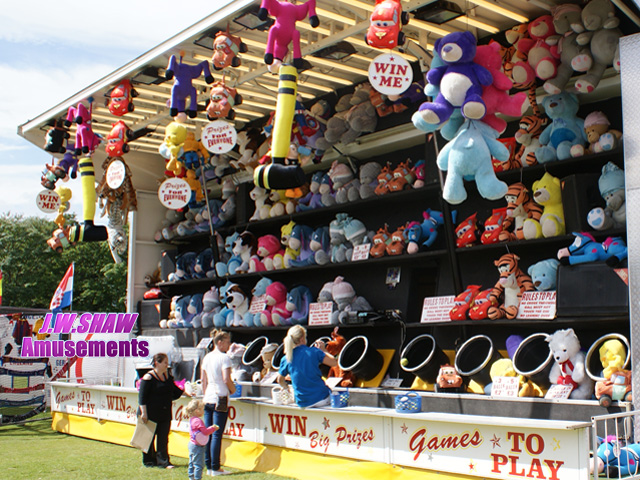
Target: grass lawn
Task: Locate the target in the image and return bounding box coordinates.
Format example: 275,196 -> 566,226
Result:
0,416 -> 294,480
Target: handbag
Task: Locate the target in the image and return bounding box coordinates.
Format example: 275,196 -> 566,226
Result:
215,396 -> 228,413
130,418 -> 157,453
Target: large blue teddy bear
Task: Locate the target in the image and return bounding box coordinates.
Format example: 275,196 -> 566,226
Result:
417,31 -> 492,125
437,119 -> 509,204
527,258 -> 560,291
535,92 -> 587,163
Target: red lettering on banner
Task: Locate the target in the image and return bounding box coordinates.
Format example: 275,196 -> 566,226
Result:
268,413 -> 307,436
491,452 -> 564,479
409,428 -> 482,461
105,395 -> 127,412
335,426 -> 375,449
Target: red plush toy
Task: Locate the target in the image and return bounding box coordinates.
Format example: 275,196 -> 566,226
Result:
450,285 -> 482,320
326,327 -> 356,387
455,213 -> 480,248
512,15 -> 559,85
365,0 -> 409,50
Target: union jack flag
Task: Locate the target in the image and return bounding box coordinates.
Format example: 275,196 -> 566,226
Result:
50,263 -> 74,314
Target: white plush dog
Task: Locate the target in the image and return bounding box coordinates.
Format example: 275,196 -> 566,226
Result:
546,328 -> 594,399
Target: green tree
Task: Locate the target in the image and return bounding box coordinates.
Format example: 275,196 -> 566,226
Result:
0,213 -> 127,312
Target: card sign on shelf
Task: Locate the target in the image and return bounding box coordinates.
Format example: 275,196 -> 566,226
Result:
106,159 -> 126,189
308,302 -> 334,326
249,294 -> 267,314
490,376 -> 519,398
202,120 -> 237,154
260,371 -> 278,385
517,291 -> 557,319
351,244 -> 371,261
544,384 -> 573,400
380,377 -> 404,388
325,377 -> 342,389
36,189 -> 61,213
158,177 -> 191,209
420,296 -> 455,323
368,53 -> 413,96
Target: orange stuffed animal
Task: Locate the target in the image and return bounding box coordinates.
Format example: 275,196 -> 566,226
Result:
325,327 -> 356,387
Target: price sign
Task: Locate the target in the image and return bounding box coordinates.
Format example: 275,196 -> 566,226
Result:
351,244 -> 371,261
202,120 -> 237,154
308,302 -> 334,326
249,294 -> 267,314
420,296 -> 455,323
260,371 -> 279,385
544,384 -> 573,400
158,178 -> 190,209
380,377 -> 404,388
36,189 -> 60,213
517,291 -> 556,319
106,159 -> 125,189
325,377 -> 343,389
368,53 -> 413,96
490,376 -> 519,398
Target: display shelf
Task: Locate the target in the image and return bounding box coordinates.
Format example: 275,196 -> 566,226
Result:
454,227 -> 627,255
156,249 -> 447,291
495,147 -> 624,184
405,315 -> 629,328
225,320 -> 401,333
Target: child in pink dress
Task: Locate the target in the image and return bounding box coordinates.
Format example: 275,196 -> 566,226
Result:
187,399 -> 219,480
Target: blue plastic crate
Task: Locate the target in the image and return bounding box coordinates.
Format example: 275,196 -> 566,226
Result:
395,392 -> 421,413
330,391 -> 349,408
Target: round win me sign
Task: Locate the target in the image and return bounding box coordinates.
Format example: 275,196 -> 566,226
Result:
202,120 -> 237,154
368,53 -> 413,96
36,189 -> 61,213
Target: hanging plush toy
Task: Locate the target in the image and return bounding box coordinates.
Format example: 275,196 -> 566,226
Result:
64,102 -> 102,156
95,156 -> 137,263
107,78 -> 137,116
257,0 -> 319,71
211,26 -> 248,70
436,119 -> 509,204
417,31 -> 493,126
160,121 -> 188,176
44,123 -> 70,154
365,0 -> 409,50
105,120 -> 133,157
206,80 -> 243,120
165,53 -> 214,118
254,65 -> 306,190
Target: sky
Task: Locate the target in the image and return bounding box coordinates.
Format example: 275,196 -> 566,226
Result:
0,0 -> 233,220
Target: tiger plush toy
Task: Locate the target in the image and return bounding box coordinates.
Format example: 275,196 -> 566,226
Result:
487,253 -> 535,320
498,183 -> 543,242
509,88 -> 549,169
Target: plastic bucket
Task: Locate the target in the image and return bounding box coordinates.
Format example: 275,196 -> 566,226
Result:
395,392 -> 422,413
400,334 -> 449,383
338,335 -> 384,381
512,333 -> 554,389
230,382 -> 242,398
330,390 -> 349,408
454,335 -> 502,388
585,333 -> 631,382
242,336 -> 269,367
271,343 -> 285,371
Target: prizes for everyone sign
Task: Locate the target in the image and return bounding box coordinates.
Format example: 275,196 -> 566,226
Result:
368,53 -> 413,95
202,120 -> 237,154
158,178 -> 191,209
36,189 -> 61,213
106,159 -> 125,189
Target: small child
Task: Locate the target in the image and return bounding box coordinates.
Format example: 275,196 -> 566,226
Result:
187,399 -> 219,480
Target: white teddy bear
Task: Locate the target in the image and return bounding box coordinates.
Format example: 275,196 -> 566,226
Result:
546,328 -> 594,400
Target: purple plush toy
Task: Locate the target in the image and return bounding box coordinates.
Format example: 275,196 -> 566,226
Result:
165,54 -> 214,118
64,103 -> 101,156
418,31 -> 493,125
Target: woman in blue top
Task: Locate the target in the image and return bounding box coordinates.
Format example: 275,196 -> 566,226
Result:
277,325 -> 338,408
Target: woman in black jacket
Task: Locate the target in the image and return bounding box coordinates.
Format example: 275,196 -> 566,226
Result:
138,352 -> 183,468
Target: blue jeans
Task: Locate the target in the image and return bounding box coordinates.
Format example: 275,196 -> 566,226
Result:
188,442 -> 206,480
204,403 -> 228,471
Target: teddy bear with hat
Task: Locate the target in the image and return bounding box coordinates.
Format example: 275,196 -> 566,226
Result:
331,276 -> 374,324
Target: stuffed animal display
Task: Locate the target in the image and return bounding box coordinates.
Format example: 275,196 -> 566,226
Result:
546,328 -> 594,399
588,162 -> 626,231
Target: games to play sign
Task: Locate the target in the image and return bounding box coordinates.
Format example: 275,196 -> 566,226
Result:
368,53 -> 413,95
202,120 -> 237,154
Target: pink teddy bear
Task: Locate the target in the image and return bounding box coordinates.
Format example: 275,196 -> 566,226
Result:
512,15 -> 560,85
260,281 -> 291,326
256,234 -> 285,271
474,42 -> 528,134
